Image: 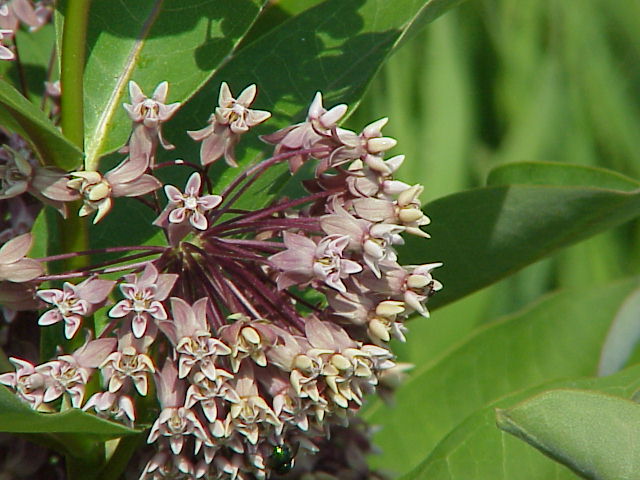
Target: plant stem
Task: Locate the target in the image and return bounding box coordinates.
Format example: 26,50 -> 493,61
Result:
60,0 -> 90,153
59,0 -> 91,269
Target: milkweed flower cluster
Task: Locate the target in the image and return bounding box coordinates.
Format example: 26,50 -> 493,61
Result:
0,80 -> 441,479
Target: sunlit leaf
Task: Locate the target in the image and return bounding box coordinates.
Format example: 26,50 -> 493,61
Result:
365,278 -> 637,475
497,389 -> 640,480
598,285 -> 640,376
0,385 -> 137,438
80,0 -> 268,167
399,364 -> 640,480
0,78 -> 81,169
408,183 -> 640,310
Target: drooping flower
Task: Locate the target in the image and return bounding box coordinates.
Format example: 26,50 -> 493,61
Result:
83,391 -> 136,426
188,82 -> 271,167
147,361 -> 211,455
0,142 -> 74,215
123,81 -> 181,165
100,328 -> 156,396
320,204 -> 405,277
269,232 -> 362,292
36,337 -> 116,408
158,297 -> 231,381
0,357 -> 47,409
261,91 -> 347,173
67,153 -> 162,223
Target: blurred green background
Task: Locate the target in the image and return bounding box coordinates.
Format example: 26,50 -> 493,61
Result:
347,0 -> 640,369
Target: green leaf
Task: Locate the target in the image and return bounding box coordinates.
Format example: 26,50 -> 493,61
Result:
487,161 -> 640,191
172,0 -> 465,206
598,285 -> 640,376
0,385 -> 137,438
496,389 -> 640,480
409,183 -> 640,310
0,25 -> 56,106
0,78 -> 81,169
399,364 -> 640,480
364,278 -> 638,475
82,0 -> 267,167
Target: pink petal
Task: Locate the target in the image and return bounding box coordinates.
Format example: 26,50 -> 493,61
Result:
245,109 -> 271,127
185,172 -> 201,196
132,314 -> 148,338
218,82 -> 233,106
152,81 -> 168,102
189,211 -> 208,230
38,309 -> 62,326
64,316 -> 82,339
158,102 -> 180,121
170,297 -> 196,338
236,84 -> 257,106
169,207 -> 187,224
78,278 -> 116,304
113,175 -> 162,197
149,301 -> 168,320
199,195 -> 222,210
0,258 -> 43,282
129,81 -> 145,104
199,131 -> 225,165
106,153 -> 149,185
139,263 -> 158,284
0,233 -> 32,263
164,184 -> 183,203
155,274 -> 178,300
74,338 -> 117,368
0,44 -> 14,60
188,124 -> 214,142
109,299 -> 132,318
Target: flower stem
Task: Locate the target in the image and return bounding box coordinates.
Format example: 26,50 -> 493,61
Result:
59,0 -> 91,270
60,0 -> 90,152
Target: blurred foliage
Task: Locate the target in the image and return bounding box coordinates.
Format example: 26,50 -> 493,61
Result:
351,0 -> 640,367
348,0 -> 640,476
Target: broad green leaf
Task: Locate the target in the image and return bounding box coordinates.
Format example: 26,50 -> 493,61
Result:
409,184 -> 640,310
598,285 -> 640,376
172,0 -> 466,207
81,0 -> 268,167
0,385 -> 137,439
364,278 -> 637,475
487,161 -> 640,191
0,25 -> 56,106
399,364 -> 640,480
497,389 -> 640,480
0,78 -> 81,169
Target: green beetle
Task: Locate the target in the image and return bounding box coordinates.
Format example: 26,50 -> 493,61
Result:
267,444 -> 296,475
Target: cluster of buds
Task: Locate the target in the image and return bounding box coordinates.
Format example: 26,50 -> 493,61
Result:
0,80 -> 441,479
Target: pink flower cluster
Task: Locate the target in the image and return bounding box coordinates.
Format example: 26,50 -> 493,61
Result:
0,81 -> 441,480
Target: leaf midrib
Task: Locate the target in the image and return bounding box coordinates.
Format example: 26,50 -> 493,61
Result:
84,0 -> 164,170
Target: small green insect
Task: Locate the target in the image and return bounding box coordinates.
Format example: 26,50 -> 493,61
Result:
267,444 -> 296,475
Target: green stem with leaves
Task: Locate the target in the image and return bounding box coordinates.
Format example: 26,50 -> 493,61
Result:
59,0 -> 91,267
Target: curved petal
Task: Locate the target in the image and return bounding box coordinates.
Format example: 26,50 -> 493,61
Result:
0,233 -> 32,263
0,258 -> 43,282
38,309 -> 62,326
